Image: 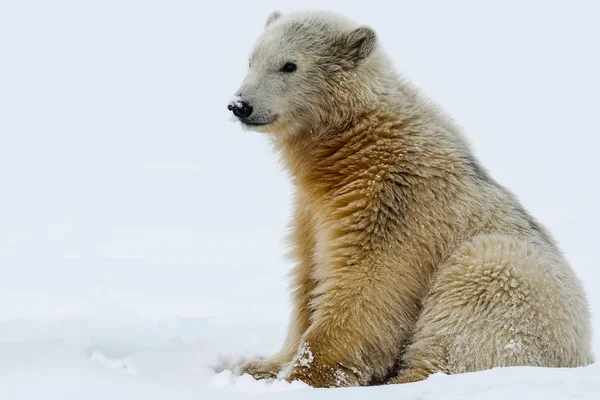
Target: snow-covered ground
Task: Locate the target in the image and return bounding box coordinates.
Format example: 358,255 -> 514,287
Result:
1,1 -> 599,398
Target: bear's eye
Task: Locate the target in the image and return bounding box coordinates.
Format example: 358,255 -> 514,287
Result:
280,62 -> 297,73
249,59 -> 252,68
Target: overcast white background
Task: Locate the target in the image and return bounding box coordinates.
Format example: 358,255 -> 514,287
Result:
0,1 -> 598,398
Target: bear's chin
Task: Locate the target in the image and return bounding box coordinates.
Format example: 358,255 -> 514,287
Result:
241,118 -> 288,135
240,123 -> 273,134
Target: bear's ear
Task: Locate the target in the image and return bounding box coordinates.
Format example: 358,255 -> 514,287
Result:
265,11 -> 282,28
344,26 -> 377,62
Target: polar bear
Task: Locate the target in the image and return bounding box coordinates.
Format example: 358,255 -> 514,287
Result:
227,11 -> 593,387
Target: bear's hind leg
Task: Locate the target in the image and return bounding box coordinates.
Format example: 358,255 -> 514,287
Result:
389,234 -> 592,385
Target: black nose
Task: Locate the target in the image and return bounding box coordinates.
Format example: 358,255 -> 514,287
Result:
228,101 -> 253,119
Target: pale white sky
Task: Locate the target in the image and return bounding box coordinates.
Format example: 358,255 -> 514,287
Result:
0,1 -> 598,324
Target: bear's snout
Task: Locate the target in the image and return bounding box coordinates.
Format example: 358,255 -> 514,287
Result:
228,100 -> 253,120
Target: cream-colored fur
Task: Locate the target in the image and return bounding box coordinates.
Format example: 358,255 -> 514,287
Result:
230,11 -> 593,387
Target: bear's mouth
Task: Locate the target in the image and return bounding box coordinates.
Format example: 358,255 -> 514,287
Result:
240,116 -> 278,127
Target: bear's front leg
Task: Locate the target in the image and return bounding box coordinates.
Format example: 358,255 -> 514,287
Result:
239,357 -> 281,380
281,254 -> 417,387
282,291 -> 403,388
284,337 -> 362,388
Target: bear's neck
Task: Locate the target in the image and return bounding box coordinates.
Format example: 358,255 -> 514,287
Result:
275,100 -> 466,203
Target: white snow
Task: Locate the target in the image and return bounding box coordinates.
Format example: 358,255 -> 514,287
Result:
228,95 -> 245,123
297,342 -> 315,368
90,350 -> 139,376
229,95 -> 244,108
1,1 -> 599,399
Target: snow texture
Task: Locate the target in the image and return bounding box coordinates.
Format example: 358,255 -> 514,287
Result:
0,1 -> 599,399
297,342 -> 314,368
229,95 -> 244,108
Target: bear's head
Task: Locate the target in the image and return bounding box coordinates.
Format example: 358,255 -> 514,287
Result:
229,11 -> 385,137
